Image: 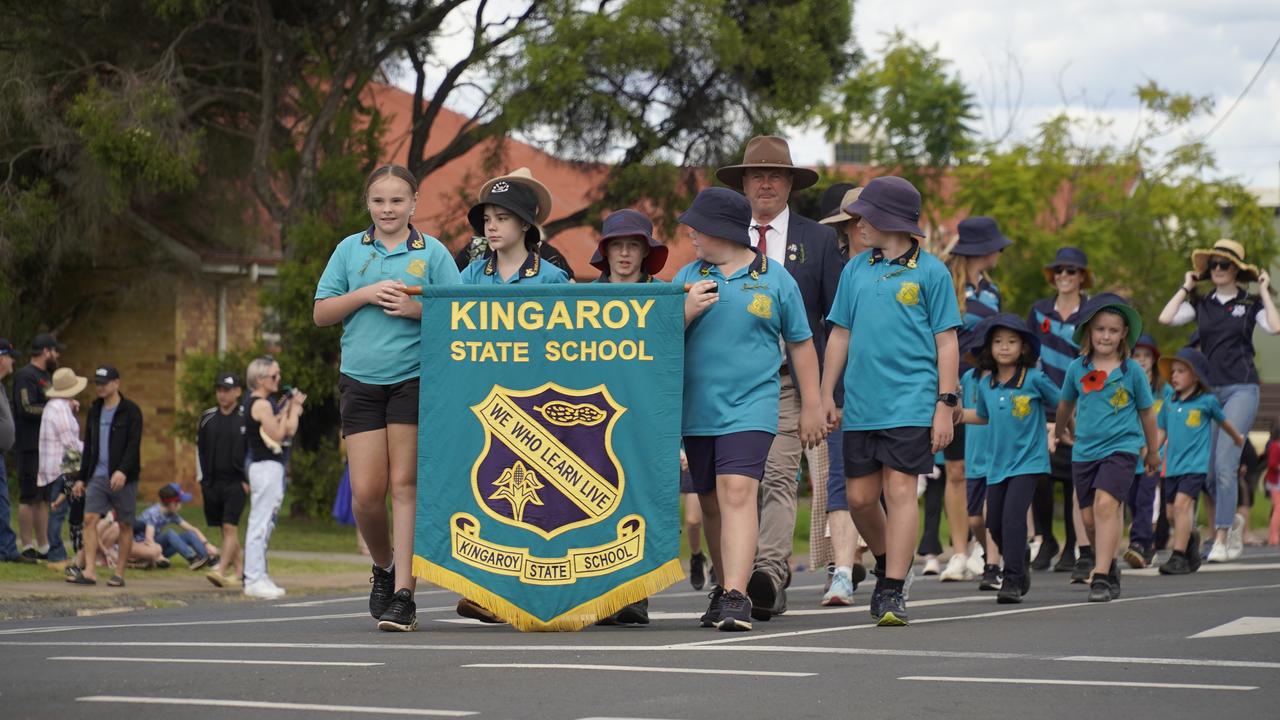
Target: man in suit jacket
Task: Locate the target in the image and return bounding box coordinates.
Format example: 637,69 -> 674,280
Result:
716,136 -> 842,620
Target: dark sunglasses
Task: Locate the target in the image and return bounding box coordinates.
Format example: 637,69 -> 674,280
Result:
1208,259 -> 1235,271
1053,266 -> 1080,276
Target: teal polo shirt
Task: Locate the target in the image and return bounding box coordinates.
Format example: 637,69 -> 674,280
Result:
961,369 -> 991,479
460,250 -> 568,285
1158,389 -> 1225,477
673,252 -> 811,436
1060,357 -> 1154,462
828,242 -> 962,430
315,225 -> 460,385
975,367 -> 1061,484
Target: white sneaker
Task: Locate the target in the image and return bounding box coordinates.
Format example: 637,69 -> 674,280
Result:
922,556 -> 942,575
1207,541 -> 1229,564
263,578 -> 287,597
1227,514 -> 1245,560
965,543 -> 986,576
244,579 -> 286,599
940,554 -> 971,581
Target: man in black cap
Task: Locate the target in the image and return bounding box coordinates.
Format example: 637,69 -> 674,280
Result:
0,339 -> 30,562
199,373 -> 248,587
11,332 -> 61,559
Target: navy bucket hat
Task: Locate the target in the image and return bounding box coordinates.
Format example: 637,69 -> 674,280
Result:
1072,292 -> 1142,348
1158,347 -> 1212,390
1134,333 -> 1160,363
590,209 -> 669,275
951,216 -> 1012,256
678,187 -> 752,246
1043,246 -> 1093,289
844,176 -> 925,237
969,312 -> 1041,361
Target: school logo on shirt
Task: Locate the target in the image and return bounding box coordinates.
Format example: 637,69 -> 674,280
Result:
1186,409 -> 1202,428
1109,386 -> 1131,411
1231,305 -> 1246,318
896,281 -> 920,306
1011,395 -> 1032,419
747,293 -> 772,319
407,258 -> 427,278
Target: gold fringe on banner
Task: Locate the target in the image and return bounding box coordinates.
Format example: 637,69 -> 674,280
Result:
414,555 -> 684,632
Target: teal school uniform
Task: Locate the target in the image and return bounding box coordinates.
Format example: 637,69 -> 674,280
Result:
828,241 -> 962,430
975,367 -> 1061,484
1059,357 -> 1154,462
961,369 -> 991,479
315,225 -> 460,385
1157,390 -> 1226,477
674,252 -> 811,435
460,250 -> 568,285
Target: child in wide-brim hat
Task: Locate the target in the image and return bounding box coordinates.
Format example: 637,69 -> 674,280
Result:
590,209 -> 668,282
460,170 -> 568,285
1122,333 -> 1170,570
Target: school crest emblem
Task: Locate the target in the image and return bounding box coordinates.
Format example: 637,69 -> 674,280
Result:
1109,386 -> 1131,410
1186,409 -> 1202,428
897,281 -> 920,306
406,258 -> 427,278
1011,395 -> 1032,419
747,293 -> 772,319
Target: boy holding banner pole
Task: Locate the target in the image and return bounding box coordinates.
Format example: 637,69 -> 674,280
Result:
674,187 -> 826,631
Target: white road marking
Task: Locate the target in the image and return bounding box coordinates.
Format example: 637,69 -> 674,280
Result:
654,583 -> 823,600
51,655 -> 382,667
464,662 -> 814,677
1190,616 -> 1280,639
275,589 -> 452,608
647,595 -> 988,621
77,696 -> 476,716
698,646 -> 1280,669
899,676 -> 1256,691
0,611 -> 368,636
1126,562 -> 1280,577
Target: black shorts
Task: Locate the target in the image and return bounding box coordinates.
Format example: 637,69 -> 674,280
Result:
1164,473 -> 1206,502
1072,453 -> 1137,508
844,427 -> 934,477
203,480 -> 247,527
682,431 -> 775,494
942,423 -> 966,462
16,450 -> 49,504
338,373 -> 420,437
966,476 -> 987,516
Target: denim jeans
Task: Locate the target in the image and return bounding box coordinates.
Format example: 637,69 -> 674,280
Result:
45,476 -> 69,561
158,528 -> 207,561
0,455 -> 18,560
1209,383 -> 1259,529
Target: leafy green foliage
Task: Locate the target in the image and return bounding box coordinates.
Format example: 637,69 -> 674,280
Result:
172,345 -> 265,442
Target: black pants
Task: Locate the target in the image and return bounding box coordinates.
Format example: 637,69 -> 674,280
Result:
987,475 -> 1041,579
917,471 -> 945,557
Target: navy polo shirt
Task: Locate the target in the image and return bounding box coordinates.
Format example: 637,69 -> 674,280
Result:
828,242 -> 962,430
674,252 -> 811,435
1190,289 -> 1263,386
1060,357 -> 1154,462
975,367 -> 1061,484
1158,389 -> 1226,477
1027,295 -> 1087,390
460,250 -> 568,285
315,225 -> 461,385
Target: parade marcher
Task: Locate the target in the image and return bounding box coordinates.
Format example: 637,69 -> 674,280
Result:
940,217 -> 1011,582
1123,334 -> 1169,569
453,169 -> 574,280
1157,348 -> 1244,575
199,373 -> 248,588
460,168 -> 569,285
241,357 -> 305,599
1026,247 -> 1092,575
314,163 -> 454,628
959,345 -> 1002,590
1055,294 -> 1160,602
73,364 -> 144,587
716,135 -> 841,621
821,176 -> 963,626
1157,239 -> 1280,562
675,187 -> 825,631
12,332 -> 61,559
0,339 -> 31,563
38,367 -> 87,564
963,314 -> 1060,603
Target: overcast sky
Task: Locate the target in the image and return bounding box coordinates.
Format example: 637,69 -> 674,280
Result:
788,0 -> 1280,190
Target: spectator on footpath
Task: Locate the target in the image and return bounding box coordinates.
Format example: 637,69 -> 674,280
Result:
12,332 -> 62,559
242,356 -> 305,599
38,367 -> 88,564
135,483 -> 218,570
199,373 -> 248,587
0,338 -> 33,563
72,364 -> 144,587
66,510 -> 162,583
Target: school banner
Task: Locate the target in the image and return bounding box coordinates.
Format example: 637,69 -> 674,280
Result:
413,284 -> 685,631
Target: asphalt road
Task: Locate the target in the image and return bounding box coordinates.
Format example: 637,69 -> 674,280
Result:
1,549 -> 1278,720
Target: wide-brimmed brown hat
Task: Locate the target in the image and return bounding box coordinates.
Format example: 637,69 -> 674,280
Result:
476,167 -> 553,224
45,367 -> 88,399
819,187 -> 863,226
1191,239 -> 1260,282
715,136 -> 819,191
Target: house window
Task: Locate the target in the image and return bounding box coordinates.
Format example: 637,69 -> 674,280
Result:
834,142 -> 871,165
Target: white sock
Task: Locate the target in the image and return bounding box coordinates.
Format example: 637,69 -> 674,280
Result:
382,555 -> 395,573
36,544 -> 49,554
836,565 -> 852,577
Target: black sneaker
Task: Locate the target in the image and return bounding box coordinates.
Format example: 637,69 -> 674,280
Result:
1122,542 -> 1147,569
689,552 -> 707,591
1159,552 -> 1191,575
377,589 -> 418,632
1031,538 -> 1059,571
155,558 -> 171,569
978,564 -> 1003,591
612,599 -> 650,626
456,598 -> 503,624
189,555 -> 213,571
715,589 -> 753,631
699,587 -> 725,628
1070,553 -> 1093,584
1187,531 -> 1202,572
709,565 -> 718,587
1087,576 -> 1112,602
850,563 -> 867,590
1108,565 -> 1121,599
997,573 -> 1025,604
20,548 -> 39,561
1053,549 -> 1076,573
875,588 -> 909,626
1141,546 -> 1156,567
369,564 -> 396,619
746,570 -> 777,622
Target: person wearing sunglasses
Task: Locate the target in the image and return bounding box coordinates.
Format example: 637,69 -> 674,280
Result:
1025,247 -> 1094,579
1157,239 -> 1280,563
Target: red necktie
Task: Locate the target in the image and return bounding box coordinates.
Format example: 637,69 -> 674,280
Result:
754,224 -> 772,256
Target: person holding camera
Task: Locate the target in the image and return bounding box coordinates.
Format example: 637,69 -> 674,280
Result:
241,356 -> 305,599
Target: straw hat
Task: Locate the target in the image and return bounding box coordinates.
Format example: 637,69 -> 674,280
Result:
1190,239 -> 1260,282
476,167 -> 553,224
45,367 -> 88,399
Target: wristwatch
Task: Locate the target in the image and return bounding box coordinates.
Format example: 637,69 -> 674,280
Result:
936,391 -> 961,407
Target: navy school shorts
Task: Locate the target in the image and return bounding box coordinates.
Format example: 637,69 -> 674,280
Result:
681,431 -> 775,494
